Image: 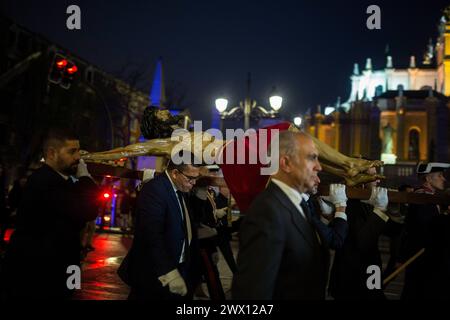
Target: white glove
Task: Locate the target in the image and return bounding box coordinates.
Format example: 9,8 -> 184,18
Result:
324,184 -> 347,207
142,169 -> 156,182
159,269 -> 187,296
168,275 -> 187,296
76,159 -> 91,178
317,198 -> 334,216
367,187 -> 388,211
214,207 -> 227,219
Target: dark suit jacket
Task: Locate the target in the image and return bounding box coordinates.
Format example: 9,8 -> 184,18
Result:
308,197 -> 348,250
123,173 -> 199,298
232,182 -> 328,300
2,164 -> 98,298
400,198 -> 450,299
328,199 -> 389,300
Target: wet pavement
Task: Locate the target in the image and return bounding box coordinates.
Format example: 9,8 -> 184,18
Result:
74,232 -> 132,300
73,231 -> 237,300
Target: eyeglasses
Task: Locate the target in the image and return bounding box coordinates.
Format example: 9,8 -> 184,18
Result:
177,170 -> 200,183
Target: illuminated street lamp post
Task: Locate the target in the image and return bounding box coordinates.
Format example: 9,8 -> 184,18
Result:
215,73 -> 283,131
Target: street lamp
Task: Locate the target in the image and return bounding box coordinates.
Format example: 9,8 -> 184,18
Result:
215,98 -> 228,113
215,73 -> 283,131
293,116 -> 302,127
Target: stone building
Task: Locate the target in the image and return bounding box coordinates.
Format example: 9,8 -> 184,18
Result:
304,7 -> 450,170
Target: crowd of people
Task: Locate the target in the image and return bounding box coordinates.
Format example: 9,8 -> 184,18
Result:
0,128 -> 449,301
118,130 -> 450,301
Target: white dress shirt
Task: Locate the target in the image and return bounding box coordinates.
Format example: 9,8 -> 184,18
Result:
271,178 -> 307,220
165,171 -> 191,263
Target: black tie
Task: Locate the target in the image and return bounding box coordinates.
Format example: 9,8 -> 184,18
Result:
300,199 -> 313,223
301,199 -> 323,246
176,190 -> 190,262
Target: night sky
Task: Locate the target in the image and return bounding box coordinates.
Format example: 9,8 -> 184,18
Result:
1,0 -> 449,126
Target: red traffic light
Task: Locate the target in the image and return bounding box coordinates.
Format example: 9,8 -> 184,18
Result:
56,58 -> 68,69
49,53 -> 77,89
60,62 -> 77,89
103,192 -> 111,199
66,64 -> 78,74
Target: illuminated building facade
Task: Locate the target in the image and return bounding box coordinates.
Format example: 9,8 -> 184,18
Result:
305,7 -> 450,169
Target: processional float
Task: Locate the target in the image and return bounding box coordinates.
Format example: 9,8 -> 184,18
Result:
82,107 -> 449,285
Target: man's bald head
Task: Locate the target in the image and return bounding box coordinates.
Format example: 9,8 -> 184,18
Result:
272,131 -> 322,193
277,131 -> 311,157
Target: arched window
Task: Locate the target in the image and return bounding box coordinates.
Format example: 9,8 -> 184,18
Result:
375,85 -> 384,97
408,129 -> 420,160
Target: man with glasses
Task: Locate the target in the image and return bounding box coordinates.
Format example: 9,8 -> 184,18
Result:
122,151 -> 202,300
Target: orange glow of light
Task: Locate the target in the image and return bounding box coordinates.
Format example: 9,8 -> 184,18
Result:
66,64 -> 78,74
56,59 -> 68,69
104,216 -> 111,222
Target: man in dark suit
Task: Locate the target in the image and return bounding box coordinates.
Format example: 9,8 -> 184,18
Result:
306,180 -> 349,250
123,153 -> 201,300
400,162 -> 450,300
232,131 -> 337,299
328,167 -> 392,300
1,128 -> 99,300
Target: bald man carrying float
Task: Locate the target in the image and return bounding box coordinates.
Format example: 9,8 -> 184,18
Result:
232,131 -> 340,299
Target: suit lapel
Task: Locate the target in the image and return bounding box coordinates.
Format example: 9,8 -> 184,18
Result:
268,182 -> 316,248
160,173 -> 184,228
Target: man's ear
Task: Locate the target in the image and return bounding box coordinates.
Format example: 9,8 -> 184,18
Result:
168,168 -> 177,180
46,147 -> 56,161
279,155 -> 291,173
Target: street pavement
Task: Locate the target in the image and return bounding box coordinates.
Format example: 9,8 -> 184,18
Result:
73,232 -> 133,300
73,231 -> 237,300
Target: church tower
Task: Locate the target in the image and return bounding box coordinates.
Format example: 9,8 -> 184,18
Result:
437,6 -> 450,95
149,57 -> 167,108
